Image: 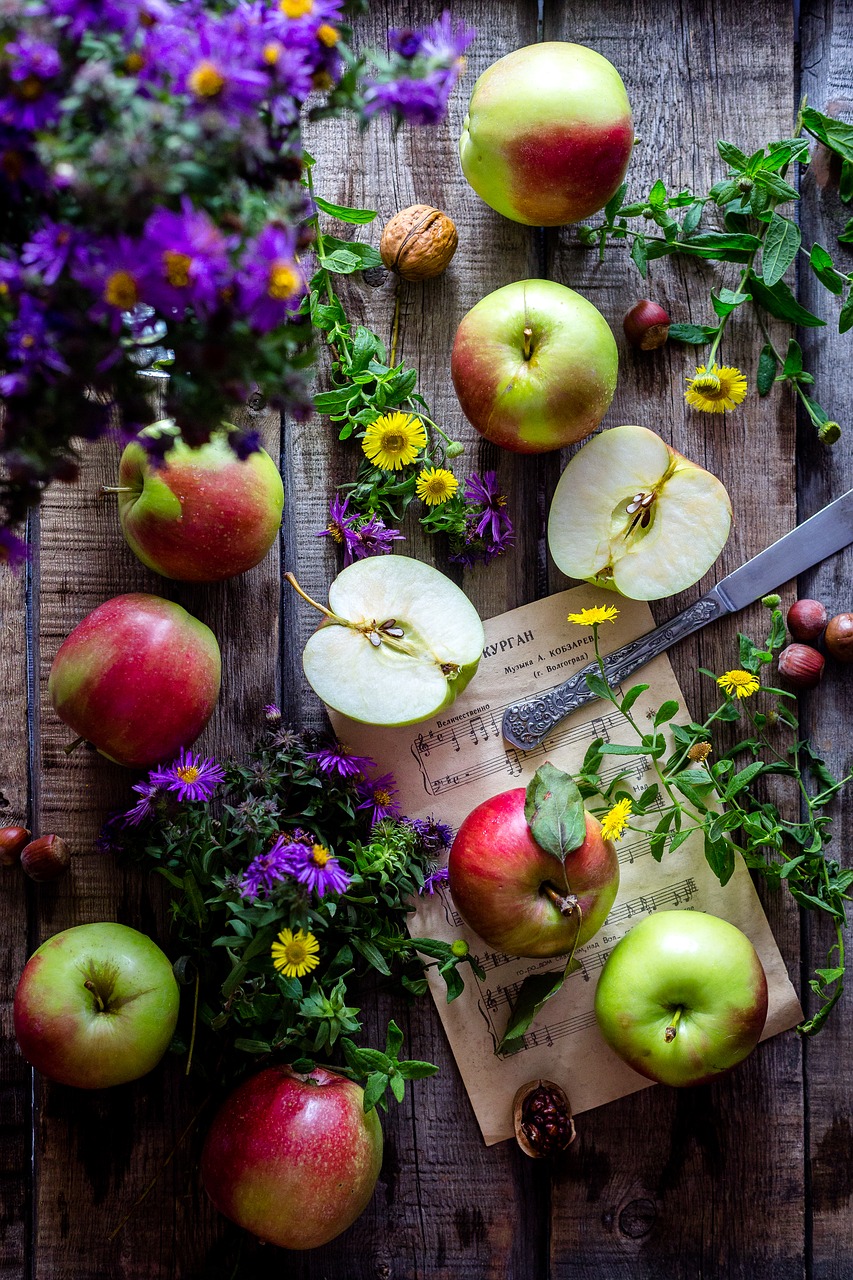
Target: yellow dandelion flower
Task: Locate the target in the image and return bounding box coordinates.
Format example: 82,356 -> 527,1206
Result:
362,412 -> 427,471
415,466 -> 459,506
685,363 -> 748,414
600,798 -> 633,842
717,669 -> 760,699
271,928 -> 320,979
566,605 -> 620,627
687,741 -> 713,763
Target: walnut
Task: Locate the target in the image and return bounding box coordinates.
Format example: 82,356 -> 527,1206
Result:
512,1080 -> 575,1158
379,204 -> 458,282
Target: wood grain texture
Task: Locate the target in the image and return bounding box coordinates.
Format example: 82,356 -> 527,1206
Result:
798,4 -> 853,1276
545,1 -> 804,1276
0,548 -> 31,1276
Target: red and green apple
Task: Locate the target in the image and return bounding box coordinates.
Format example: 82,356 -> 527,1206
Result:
200,1064 -> 383,1250
115,428 -> 283,582
460,42 -> 633,226
48,592 -> 221,768
594,910 -> 768,1087
451,279 -> 618,454
13,922 -> 180,1089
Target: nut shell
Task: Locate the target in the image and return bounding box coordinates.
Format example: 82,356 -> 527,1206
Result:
787,598 -> 828,644
380,204 -> 458,281
825,613 -> 853,662
623,299 -> 671,351
0,826 -> 31,867
512,1079 -> 575,1158
778,643 -> 825,690
20,834 -> 71,882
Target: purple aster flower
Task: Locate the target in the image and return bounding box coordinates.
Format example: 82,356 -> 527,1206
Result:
418,12 -> 476,63
364,14 -> 475,126
389,28 -> 424,58
1,37 -> 62,131
21,221 -> 75,287
72,236 -> 148,328
5,295 -> 68,376
419,865 -> 450,895
357,772 -> 402,826
95,813 -> 125,855
0,129 -> 43,200
464,471 -> 512,543
307,739 -> 377,779
410,816 -> 454,853
142,8 -> 268,123
290,841 -> 351,897
236,225 -> 306,332
316,493 -> 359,559
264,703 -> 282,724
230,428 -> 262,461
151,747 -> 225,803
348,512 -> 405,563
122,778 -> 169,826
141,199 -> 234,320
52,0 -> 171,39
240,835 -> 304,899
0,528 -> 29,572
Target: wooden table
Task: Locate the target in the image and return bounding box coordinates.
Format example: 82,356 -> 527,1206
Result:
2,1 -> 852,1275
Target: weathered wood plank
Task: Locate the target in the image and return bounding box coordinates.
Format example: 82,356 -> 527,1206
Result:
0,546 -> 31,1275
29,405 -> 281,1279
798,4 -> 853,1276
545,1 -> 804,1275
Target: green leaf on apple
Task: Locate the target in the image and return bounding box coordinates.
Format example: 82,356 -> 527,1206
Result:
524,763 -> 587,862
496,956 -> 582,1056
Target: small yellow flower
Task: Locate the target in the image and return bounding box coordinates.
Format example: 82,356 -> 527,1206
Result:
362,412 -> 427,471
600,798 -> 633,842
566,605 -> 620,627
685,363 -> 748,414
687,741 -> 713,763
717,669 -> 760,699
415,466 -> 459,505
271,928 -> 320,979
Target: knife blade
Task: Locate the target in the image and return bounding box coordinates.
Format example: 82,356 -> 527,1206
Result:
502,487 -> 853,751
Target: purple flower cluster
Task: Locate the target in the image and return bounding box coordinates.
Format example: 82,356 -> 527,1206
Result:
240,833 -> 351,900
316,494 -> 404,565
449,471 -> 515,567
120,747 -> 225,824
410,816 -> 454,853
364,12 -> 475,125
357,772 -> 402,826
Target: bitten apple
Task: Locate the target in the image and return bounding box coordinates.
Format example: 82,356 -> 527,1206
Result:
594,910 -> 768,1087
116,429 -> 283,582
48,593 -> 221,768
448,782 -> 619,958
548,424 -> 732,600
14,922 -> 179,1088
200,1065 -> 383,1250
459,42 -> 633,226
451,279 -> 618,454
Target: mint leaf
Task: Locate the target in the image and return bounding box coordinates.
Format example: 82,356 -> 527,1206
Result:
668,322 -> 717,345
757,343 -> 778,395
802,107 -> 853,165
525,763 -> 586,861
497,957 -> 581,1054
749,274 -> 826,327
761,212 -> 801,287
810,243 -> 846,295
717,140 -> 749,171
314,195 -> 378,224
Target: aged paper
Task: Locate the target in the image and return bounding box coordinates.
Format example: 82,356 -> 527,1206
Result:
331,586 -> 802,1145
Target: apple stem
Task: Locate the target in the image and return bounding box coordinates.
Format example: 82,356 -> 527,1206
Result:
84,979 -> 107,1013
543,884 -> 579,917
522,326 -> 534,361
284,572 -> 341,623
100,486 -> 134,495
63,736 -> 86,756
665,1007 -> 683,1042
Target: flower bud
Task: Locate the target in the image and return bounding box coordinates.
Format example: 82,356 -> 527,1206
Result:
0,826 -> 31,867
445,441 -> 465,459
20,834 -> 71,883
760,593 -> 781,609
778,643 -> 824,690
818,421 -> 842,444
451,938 -> 469,958
787,599 -> 827,644
623,300 -> 670,351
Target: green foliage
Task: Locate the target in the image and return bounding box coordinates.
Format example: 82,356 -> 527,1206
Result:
575,608 -> 851,1037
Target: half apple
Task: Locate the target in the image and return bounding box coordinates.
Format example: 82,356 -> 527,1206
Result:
548,424 -> 732,600
291,556 -> 485,726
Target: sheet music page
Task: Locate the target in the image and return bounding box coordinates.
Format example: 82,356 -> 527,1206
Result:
330,586 -> 802,1145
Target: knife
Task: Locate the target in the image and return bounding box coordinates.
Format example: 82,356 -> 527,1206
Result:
502,487 -> 853,751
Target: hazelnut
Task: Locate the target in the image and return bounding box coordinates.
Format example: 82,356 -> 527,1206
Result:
787,599 -> 828,644
379,204 -> 458,282
0,826 -> 31,867
20,834 -> 71,882
825,613 -> 853,662
778,643 -> 825,690
623,299 -> 671,350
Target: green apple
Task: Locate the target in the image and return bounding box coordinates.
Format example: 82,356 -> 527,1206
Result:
13,922 -> 180,1088
594,910 -> 768,1087
460,42 -> 633,226
547,424 -> 732,599
451,279 -> 618,454
289,555 -> 485,726
116,427 -> 283,582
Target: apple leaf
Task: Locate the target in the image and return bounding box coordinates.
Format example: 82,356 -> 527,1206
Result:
524,763 -> 587,862
496,956 -> 582,1055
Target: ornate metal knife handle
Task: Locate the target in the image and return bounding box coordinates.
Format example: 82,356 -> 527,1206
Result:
502,593 -> 727,751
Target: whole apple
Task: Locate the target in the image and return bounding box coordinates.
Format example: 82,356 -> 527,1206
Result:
594,910 -> 768,1087
451,279 -> 618,454
116,429 -> 284,582
200,1065 -> 383,1250
448,786 -> 619,958
48,593 -> 221,768
13,922 -> 180,1088
460,42 -> 633,226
